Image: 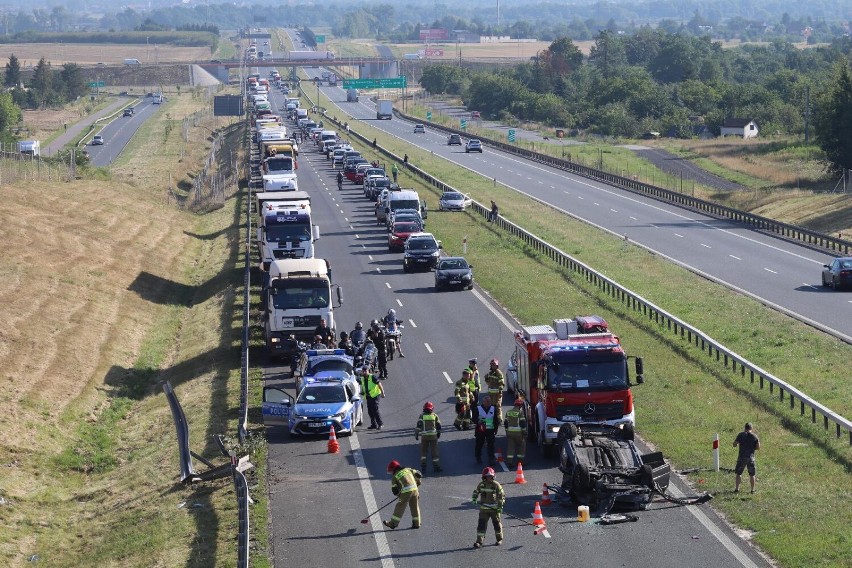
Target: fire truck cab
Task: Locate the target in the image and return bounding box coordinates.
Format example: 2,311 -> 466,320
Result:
509,316 -> 644,457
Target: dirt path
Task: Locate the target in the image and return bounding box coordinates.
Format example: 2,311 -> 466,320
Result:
628,146 -> 745,191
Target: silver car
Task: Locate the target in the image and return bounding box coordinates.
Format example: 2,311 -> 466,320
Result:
438,190 -> 472,211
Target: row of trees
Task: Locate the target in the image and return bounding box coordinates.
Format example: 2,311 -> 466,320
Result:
2,54 -> 88,109
419,31 -> 852,170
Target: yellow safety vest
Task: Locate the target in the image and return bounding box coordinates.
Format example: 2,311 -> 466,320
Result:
419,413 -> 438,439
505,409 -> 524,433
394,468 -> 418,494
361,375 -> 382,398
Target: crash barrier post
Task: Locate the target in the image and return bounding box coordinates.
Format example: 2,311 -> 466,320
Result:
316,107 -> 852,446
393,108 -> 852,257
713,434 -> 720,472
161,380 -> 197,483
232,452 -> 250,568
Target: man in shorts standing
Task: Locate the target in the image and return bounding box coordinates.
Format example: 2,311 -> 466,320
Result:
733,422 -> 760,494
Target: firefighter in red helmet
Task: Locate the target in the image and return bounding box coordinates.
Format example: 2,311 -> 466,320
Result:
383,460 -> 423,529
415,402 -> 442,472
471,466 -> 505,548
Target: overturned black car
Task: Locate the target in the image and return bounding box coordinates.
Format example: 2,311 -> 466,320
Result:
557,423 -> 671,512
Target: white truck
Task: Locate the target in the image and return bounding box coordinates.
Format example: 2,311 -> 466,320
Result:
264,258 -> 342,359
289,51 -> 335,60
376,99 -> 393,120
258,205 -> 319,270
261,151 -> 299,192
18,140 -> 40,157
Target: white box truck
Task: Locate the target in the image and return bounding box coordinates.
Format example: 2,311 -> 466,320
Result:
18,140 -> 40,157
264,258 -> 342,359
376,99 -> 393,120
258,206 -> 319,270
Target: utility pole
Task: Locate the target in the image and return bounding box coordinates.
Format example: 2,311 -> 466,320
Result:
804,85 -> 810,143
497,0 -> 500,28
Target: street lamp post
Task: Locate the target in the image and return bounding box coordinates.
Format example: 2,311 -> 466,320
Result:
146,37 -> 149,63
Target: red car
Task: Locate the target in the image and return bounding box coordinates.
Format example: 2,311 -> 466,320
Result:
388,221 -> 420,252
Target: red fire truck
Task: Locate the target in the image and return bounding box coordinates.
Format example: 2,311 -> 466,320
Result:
508,316 -> 644,457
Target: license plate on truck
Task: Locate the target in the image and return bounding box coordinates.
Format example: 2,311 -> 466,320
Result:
281,318 -> 294,327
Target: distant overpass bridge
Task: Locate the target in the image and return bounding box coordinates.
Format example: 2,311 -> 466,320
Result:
198,57 -> 399,83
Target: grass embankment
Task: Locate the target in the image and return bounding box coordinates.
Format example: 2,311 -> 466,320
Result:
315,87 -> 852,567
0,92 -> 254,567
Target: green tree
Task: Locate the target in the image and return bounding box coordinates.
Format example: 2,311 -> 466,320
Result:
0,91 -> 23,133
59,63 -> 87,101
4,54 -> 21,88
29,57 -> 52,108
813,60 -> 852,172
588,30 -> 626,78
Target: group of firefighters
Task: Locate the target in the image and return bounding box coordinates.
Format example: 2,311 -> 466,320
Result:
381,357 -> 527,549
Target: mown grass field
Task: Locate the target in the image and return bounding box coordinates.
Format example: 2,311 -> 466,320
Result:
0,90 -> 250,567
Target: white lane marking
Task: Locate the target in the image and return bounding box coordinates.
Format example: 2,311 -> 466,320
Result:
630,216 -> 638,220
355,234 -> 360,239
368,255 -> 374,261
443,371 -> 452,383
408,319 -> 417,328
385,282 -> 391,288
424,343 -> 433,353
674,233 -> 684,238
396,298 -> 403,307
701,243 -> 712,248
667,483 -> 760,568
471,289 -> 516,332
376,268 -> 382,274
764,268 -> 777,274
350,433 -> 396,568
499,460 -> 509,472
610,208 -> 618,213
344,217 -> 349,222
730,255 -> 741,260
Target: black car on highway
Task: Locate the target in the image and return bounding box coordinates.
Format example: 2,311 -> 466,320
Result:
822,257 -> 852,290
434,257 -> 474,290
402,232 -> 441,272
447,134 -> 462,146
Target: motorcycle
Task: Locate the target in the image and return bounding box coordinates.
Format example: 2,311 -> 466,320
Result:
350,328 -> 367,353
356,339 -> 377,374
383,322 -> 403,361
287,338 -> 308,375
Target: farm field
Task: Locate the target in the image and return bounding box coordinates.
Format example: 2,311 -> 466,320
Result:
0,43 -> 210,66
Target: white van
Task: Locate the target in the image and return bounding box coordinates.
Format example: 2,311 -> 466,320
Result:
123,58 -> 141,65
295,108 -> 308,121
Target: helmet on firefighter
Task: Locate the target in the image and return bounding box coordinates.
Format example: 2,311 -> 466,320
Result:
481,467 -> 496,479
355,321 -> 363,330
423,401 -> 434,412
387,459 -> 402,473
514,398 -> 524,407
490,358 -> 499,366
462,369 -> 471,376
469,358 -> 478,366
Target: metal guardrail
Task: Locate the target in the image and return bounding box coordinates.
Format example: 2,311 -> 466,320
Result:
394,108 -> 852,256
319,107 -> 852,446
232,454 -> 250,568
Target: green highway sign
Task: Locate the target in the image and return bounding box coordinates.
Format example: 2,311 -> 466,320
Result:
315,34 -> 326,44
342,76 -> 407,89
508,129 -> 516,142
460,119 -> 467,130
426,111 -> 432,121
88,81 -> 105,88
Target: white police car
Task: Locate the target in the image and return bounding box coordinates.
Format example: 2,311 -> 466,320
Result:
263,350 -> 363,436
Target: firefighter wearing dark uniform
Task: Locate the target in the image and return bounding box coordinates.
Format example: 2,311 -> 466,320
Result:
384,460 -> 422,529
360,367 -> 385,430
474,395 -> 499,465
465,358 -> 481,403
454,370 -> 475,430
504,398 -> 527,468
484,358 -> 505,420
415,402 -> 442,472
472,466 -> 505,548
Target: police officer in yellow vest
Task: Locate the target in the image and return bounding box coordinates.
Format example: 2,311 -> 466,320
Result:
416,401 -> 443,472
384,460 -> 422,529
504,398 -> 527,468
465,358 -> 481,403
472,466 -> 505,548
359,366 -> 385,430
454,370 -> 475,430
484,358 -> 505,420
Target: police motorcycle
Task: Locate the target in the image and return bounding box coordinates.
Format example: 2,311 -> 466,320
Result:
355,337 -> 378,373
350,321 -> 367,353
286,336 -> 308,374
382,310 -> 404,361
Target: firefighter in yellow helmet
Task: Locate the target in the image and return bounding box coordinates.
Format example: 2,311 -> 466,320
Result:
454,369 -> 475,430
471,466 -> 505,548
503,398 -> 527,469
484,358 -> 505,420
383,460 -> 422,529
416,401 -> 442,472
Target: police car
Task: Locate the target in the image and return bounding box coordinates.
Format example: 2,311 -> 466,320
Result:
262,350 -> 363,436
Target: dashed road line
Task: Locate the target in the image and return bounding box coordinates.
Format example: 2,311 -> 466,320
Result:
442,371 -> 452,383
424,343 -> 433,353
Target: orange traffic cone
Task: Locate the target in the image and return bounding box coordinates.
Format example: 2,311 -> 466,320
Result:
495,448 -> 504,463
327,426 -> 340,454
531,501 -> 545,528
514,461 -> 527,484
541,483 -> 552,506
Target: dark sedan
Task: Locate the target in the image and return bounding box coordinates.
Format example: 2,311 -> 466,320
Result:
822,257 -> 852,289
434,257 -> 474,290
